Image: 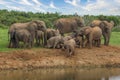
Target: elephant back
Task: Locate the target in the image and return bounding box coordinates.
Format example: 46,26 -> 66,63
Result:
92,26 -> 102,39
90,20 -> 102,27
9,22 -> 30,33
54,17 -> 84,34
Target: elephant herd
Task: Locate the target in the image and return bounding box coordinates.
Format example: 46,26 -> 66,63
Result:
8,17 -> 114,57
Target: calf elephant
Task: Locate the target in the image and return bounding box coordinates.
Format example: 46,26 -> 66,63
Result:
8,20 -> 47,48
74,35 -> 84,48
46,28 -> 60,40
62,36 -> 72,42
78,26 -> 102,48
54,17 -> 84,36
14,29 -> 32,48
35,30 -> 44,46
90,20 -> 114,46
46,35 -> 62,49
61,39 -> 76,57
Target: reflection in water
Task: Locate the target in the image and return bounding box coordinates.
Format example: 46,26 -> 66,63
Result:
0,68 -> 120,80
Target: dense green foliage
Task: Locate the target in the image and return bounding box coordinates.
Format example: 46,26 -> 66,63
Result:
0,9 -> 120,30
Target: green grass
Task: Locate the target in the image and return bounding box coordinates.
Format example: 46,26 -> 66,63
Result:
0,28 -> 15,52
109,32 -> 120,46
0,28 -> 120,52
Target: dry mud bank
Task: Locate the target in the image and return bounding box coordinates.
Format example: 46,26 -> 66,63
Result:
0,45 -> 120,70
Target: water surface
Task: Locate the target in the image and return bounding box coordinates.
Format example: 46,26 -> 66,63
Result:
0,68 -> 120,80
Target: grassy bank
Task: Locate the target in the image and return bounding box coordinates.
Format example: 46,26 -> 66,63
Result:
0,28 -> 120,52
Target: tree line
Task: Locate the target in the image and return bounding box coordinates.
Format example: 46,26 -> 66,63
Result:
0,9 -> 120,30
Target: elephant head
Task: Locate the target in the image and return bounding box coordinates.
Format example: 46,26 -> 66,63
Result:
74,17 -> 85,27
53,29 -> 60,36
28,20 -> 46,32
90,20 -> 101,27
35,20 -> 47,46
28,20 -> 47,46
79,26 -> 92,36
35,20 -> 47,31
99,20 -> 114,33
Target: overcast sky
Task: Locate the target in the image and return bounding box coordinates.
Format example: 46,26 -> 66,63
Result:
0,0 -> 120,15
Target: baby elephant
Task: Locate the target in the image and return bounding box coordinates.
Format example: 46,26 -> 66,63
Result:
15,29 -> 32,48
74,35 -> 84,48
62,39 -> 76,57
46,29 -> 60,40
35,30 -> 44,46
46,35 -> 62,49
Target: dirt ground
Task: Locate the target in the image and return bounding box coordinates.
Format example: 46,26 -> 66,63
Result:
0,45 -> 120,70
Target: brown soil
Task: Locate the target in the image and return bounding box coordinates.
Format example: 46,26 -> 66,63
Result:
0,45 -> 120,70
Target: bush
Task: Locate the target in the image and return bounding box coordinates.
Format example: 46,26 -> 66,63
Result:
0,24 -> 8,29
0,9 -> 120,29
112,26 -> 120,32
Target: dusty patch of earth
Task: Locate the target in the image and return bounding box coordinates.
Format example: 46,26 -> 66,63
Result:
0,45 -> 120,70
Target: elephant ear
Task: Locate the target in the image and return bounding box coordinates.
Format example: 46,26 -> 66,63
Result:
99,21 -> 107,30
33,20 -> 46,30
100,21 -> 111,33
110,21 -> 114,28
90,23 -> 95,27
27,21 -> 37,31
75,17 -> 84,27
84,28 -> 92,35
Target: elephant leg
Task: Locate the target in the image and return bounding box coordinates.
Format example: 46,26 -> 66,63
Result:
89,40 -> 92,48
69,52 -> 72,57
8,38 -> 15,48
36,37 -> 39,46
83,38 -> 88,48
92,40 -> 95,47
88,35 -> 92,49
103,33 -> 107,46
95,40 -> 98,47
53,41 -> 58,49
81,41 -> 83,48
36,36 -> 38,45
16,40 -> 19,48
106,32 -> 111,46
98,39 -> 101,47
12,39 -> 16,48
38,39 -> 40,46
31,38 -> 34,47
71,47 -> 75,55
35,37 -> 37,45
81,36 -> 84,48
44,31 -> 47,46
66,47 -> 70,57
42,38 -> 44,46
26,38 -> 31,48
28,39 -> 31,48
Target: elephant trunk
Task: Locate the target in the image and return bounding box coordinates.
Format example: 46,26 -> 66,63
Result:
44,30 -> 47,46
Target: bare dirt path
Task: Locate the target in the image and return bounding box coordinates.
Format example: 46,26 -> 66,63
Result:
0,45 -> 120,70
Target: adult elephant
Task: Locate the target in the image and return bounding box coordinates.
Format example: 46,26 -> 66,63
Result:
90,20 -> 114,46
76,26 -> 102,48
54,17 -> 84,36
8,20 -> 47,48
